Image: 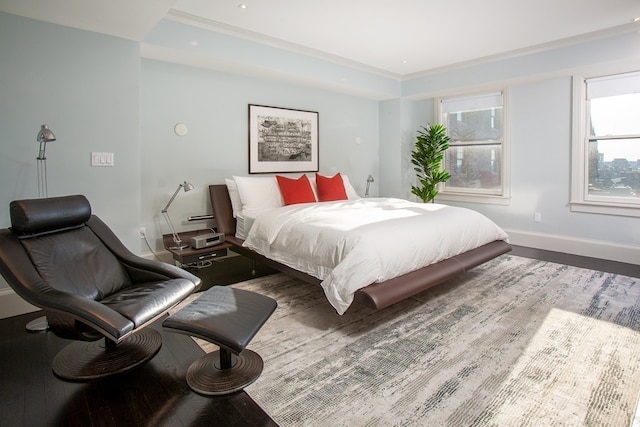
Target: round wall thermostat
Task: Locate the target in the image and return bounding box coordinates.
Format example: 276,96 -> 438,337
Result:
174,123 -> 188,136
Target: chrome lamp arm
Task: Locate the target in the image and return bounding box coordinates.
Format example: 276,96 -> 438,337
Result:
365,175 -> 374,198
161,181 -> 194,250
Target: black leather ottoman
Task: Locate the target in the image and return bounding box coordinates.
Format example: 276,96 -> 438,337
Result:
163,285 -> 277,395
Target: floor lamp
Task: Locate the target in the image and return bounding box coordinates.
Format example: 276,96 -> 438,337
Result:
162,181 -> 194,250
27,125 -> 57,332
36,124 -> 56,198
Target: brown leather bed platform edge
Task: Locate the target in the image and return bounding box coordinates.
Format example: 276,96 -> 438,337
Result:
209,184 -> 512,311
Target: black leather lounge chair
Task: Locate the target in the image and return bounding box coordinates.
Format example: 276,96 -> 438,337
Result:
0,195 -> 201,381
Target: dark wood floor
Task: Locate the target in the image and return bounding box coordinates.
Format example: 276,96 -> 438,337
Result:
0,246 -> 637,427
0,255 -> 279,427
509,245 -> 639,278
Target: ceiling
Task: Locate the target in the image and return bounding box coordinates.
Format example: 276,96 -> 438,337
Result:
2,0 -> 640,77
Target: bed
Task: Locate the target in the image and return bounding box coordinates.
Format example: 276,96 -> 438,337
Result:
209,176 -> 511,314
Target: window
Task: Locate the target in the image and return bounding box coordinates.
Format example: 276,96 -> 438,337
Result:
571,71 -> 640,217
437,91 -> 509,204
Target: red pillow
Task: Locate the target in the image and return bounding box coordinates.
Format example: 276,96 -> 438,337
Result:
276,175 -> 317,205
316,173 -> 348,201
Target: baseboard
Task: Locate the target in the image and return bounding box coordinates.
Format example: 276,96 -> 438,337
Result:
0,288 -> 39,319
504,228 -> 640,265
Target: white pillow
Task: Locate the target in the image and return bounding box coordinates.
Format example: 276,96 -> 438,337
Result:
311,173 -> 361,200
225,178 -> 243,218
233,175 -> 284,212
341,175 -> 361,200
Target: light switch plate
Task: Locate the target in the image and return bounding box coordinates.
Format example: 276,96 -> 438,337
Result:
91,152 -> 114,167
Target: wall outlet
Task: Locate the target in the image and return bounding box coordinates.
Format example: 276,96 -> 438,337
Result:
534,212 -> 542,222
139,227 -> 146,238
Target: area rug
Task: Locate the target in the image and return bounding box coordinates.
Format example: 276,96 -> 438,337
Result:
179,254 -> 640,426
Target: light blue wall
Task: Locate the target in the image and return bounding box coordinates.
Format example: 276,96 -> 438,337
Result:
143,19 -> 401,101
402,31 -> 640,98
378,98 -> 432,198
0,14 -> 141,250
0,12 -> 142,296
404,31 -> 640,249
140,59 -> 380,252
1,10 -> 639,301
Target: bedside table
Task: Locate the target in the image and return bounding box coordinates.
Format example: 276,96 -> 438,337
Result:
162,229 -> 232,266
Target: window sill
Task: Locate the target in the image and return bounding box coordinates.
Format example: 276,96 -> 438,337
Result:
570,201 -> 640,218
436,193 -> 511,206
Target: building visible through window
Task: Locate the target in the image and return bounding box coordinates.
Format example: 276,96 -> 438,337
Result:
440,92 -> 505,197
586,71 -> 640,201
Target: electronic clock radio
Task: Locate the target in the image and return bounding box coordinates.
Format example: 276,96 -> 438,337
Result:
190,232 -> 225,249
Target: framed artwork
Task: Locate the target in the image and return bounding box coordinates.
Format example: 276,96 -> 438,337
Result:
248,104 -> 319,173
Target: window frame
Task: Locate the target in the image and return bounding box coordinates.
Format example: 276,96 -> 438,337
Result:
435,89 -> 511,206
570,72 -> 640,218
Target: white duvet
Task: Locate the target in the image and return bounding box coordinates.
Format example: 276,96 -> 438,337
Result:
242,198 -> 508,314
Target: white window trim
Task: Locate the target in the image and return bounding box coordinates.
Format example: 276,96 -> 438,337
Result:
435,89 -> 511,206
570,74 -> 640,218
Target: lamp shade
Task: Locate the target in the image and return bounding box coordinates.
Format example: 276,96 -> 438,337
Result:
37,125 -> 56,143
37,125 -> 56,161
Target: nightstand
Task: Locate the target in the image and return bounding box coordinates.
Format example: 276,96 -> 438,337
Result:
162,229 -> 232,266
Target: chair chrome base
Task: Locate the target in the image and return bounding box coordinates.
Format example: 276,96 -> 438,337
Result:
186,349 -> 264,396
26,316 -> 49,332
52,328 -> 162,381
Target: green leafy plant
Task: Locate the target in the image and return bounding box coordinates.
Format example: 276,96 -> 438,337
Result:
410,124 -> 452,203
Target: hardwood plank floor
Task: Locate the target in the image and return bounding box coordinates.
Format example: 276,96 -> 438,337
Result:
0,246 -> 637,426
0,310 -> 278,427
510,245 -> 640,278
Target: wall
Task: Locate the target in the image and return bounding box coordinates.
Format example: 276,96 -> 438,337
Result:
401,30 -> 640,262
139,59 -> 380,253
1,11 -> 639,319
378,98 -> 433,198
0,12 -> 141,315
0,12 -> 381,318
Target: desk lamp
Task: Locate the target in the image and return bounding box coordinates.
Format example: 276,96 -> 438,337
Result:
162,181 -> 194,250
365,175 -> 374,197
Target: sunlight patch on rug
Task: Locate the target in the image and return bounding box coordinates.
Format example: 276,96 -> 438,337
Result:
183,255 -> 640,426
476,308 -> 640,426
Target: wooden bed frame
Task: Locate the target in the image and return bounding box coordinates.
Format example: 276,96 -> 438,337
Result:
209,184 -> 511,311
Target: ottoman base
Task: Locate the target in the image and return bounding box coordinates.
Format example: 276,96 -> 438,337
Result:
187,348 -> 264,395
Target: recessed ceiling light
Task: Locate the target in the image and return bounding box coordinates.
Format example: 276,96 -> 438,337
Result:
402,60 -> 408,64
190,41 -> 199,46
634,17 -> 640,22
238,4 -> 248,9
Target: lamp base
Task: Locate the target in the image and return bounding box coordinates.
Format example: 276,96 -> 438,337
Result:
26,316 -> 49,332
169,244 -> 190,250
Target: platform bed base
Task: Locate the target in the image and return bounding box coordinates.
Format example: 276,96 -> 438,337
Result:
209,184 -> 512,312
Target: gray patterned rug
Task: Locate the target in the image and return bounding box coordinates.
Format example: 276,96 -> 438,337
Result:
183,254 -> 640,426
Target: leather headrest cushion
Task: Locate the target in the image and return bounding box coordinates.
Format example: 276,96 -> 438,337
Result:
10,195 -> 91,236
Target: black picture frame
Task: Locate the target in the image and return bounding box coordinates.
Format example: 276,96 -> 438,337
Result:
248,104 -> 319,173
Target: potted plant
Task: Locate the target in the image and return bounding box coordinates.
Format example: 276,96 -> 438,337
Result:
410,123 -> 451,203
